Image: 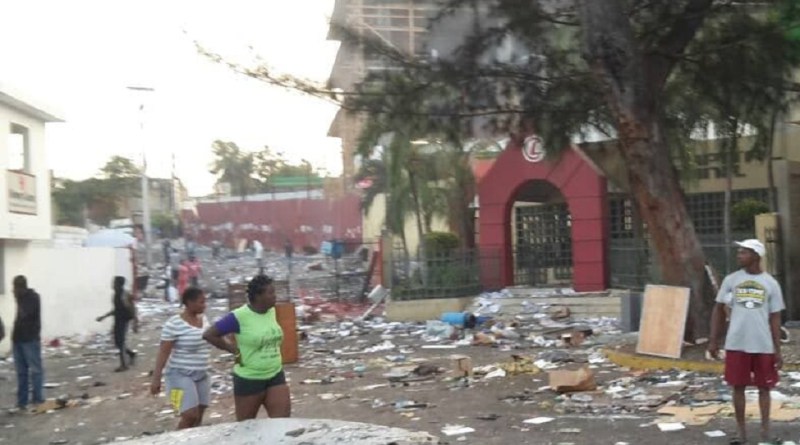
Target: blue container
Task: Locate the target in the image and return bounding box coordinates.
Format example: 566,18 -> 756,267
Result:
441,312 -> 467,326
320,241 -> 333,256
331,241 -> 344,259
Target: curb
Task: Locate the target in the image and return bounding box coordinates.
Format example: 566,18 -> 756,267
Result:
602,348 -> 800,373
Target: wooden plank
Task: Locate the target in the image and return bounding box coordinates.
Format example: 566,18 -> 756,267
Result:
636,285 -> 690,359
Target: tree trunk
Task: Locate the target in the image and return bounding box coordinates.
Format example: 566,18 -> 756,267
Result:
407,167 -> 428,285
407,169 -> 426,248
580,0 -> 714,339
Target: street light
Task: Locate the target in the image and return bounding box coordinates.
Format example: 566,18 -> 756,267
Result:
127,86 -> 155,270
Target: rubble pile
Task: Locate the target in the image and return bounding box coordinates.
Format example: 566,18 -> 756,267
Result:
4,247 -> 800,444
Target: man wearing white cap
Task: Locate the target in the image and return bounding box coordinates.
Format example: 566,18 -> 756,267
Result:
708,239 -> 785,445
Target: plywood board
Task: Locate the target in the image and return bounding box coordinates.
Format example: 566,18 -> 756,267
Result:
636,285 -> 690,359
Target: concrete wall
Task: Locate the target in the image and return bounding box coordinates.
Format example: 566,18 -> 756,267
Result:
189,194 -> 363,252
362,193 -> 451,253
52,226 -> 88,248
775,160 -> 800,319
0,105 -> 52,241
0,245 -> 133,355
386,296 -> 475,322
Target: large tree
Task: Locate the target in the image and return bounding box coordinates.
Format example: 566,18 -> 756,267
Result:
53,155 -> 144,226
198,1 -> 800,336
209,140 -> 261,197
577,1 -> 799,337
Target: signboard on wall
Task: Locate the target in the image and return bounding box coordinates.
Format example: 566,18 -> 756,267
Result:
7,170 -> 37,215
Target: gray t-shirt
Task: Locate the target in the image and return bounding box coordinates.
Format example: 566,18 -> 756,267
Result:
716,270 -> 785,354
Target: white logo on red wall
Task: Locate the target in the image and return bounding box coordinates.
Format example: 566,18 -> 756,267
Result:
522,135 -> 546,163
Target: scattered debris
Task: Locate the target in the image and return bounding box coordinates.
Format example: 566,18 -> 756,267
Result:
548,367 -> 596,393
523,417 -> 554,425
656,422 -> 685,432
441,425 -> 475,436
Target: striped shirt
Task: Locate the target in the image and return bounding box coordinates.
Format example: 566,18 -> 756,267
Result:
161,314 -> 211,371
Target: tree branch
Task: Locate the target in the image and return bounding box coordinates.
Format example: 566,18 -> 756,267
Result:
644,0 -> 714,91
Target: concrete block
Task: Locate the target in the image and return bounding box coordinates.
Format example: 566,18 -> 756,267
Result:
118,418 -> 440,445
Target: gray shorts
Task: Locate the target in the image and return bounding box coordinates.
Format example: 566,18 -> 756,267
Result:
165,368 -> 210,414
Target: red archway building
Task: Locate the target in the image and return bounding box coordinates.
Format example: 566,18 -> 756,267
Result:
478,140 -> 609,292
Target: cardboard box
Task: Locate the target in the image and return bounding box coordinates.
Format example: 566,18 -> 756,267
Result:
451,354 -> 473,378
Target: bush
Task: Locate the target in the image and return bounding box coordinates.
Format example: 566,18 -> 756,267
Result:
424,231 -> 460,254
302,245 -> 319,255
732,198 -> 770,232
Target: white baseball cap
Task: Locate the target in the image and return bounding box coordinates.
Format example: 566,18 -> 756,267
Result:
734,239 -> 765,258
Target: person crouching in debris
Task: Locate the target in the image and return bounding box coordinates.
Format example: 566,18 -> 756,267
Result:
708,239 -> 785,445
150,287 -> 211,429
96,276 -> 138,372
203,274 -> 291,420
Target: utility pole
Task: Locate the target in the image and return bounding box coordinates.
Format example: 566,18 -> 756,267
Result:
127,86 -> 155,270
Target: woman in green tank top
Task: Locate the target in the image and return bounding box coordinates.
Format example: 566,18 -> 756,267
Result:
203,275 -> 291,420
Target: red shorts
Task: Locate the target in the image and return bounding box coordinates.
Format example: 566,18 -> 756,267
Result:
724,350 -> 779,388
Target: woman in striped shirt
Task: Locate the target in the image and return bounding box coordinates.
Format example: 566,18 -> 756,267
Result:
150,287 -> 211,429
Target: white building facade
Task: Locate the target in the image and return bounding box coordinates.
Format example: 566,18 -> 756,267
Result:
0,84 -> 61,354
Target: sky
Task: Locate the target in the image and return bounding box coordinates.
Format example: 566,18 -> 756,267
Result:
0,0 -> 341,196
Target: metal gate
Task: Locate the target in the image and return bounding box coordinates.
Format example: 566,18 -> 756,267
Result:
513,203 -> 572,286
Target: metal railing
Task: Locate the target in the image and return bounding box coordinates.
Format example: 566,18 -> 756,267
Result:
390,248 -> 484,301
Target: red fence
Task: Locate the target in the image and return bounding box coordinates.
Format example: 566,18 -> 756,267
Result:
183,195 -> 363,252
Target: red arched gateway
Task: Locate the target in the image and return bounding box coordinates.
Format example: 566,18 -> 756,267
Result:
478,140 -> 609,292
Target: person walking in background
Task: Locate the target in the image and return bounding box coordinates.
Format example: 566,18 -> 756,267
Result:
708,240 -> 785,445
203,275 -> 291,421
12,276 -> 44,412
97,276 -> 138,372
187,255 -> 202,288
151,288 -> 211,430
253,239 -> 264,275
177,259 -> 190,297
162,240 -> 172,302
284,239 -> 293,276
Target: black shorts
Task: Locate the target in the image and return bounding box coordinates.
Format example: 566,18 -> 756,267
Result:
232,370 -> 286,396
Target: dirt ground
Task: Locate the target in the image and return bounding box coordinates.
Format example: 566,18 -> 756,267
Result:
1,294 -> 799,445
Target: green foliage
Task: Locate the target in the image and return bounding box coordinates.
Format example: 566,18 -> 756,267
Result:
209,140 -> 261,197
732,198 -> 770,232
424,231 -> 460,254
53,156 -> 142,227
353,76 -> 478,249
52,179 -> 88,226
151,213 -> 177,237
210,141 -> 320,196
101,156 -> 140,179
331,2 -> 800,180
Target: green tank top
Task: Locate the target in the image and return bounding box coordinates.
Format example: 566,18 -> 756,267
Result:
232,305 -> 283,380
